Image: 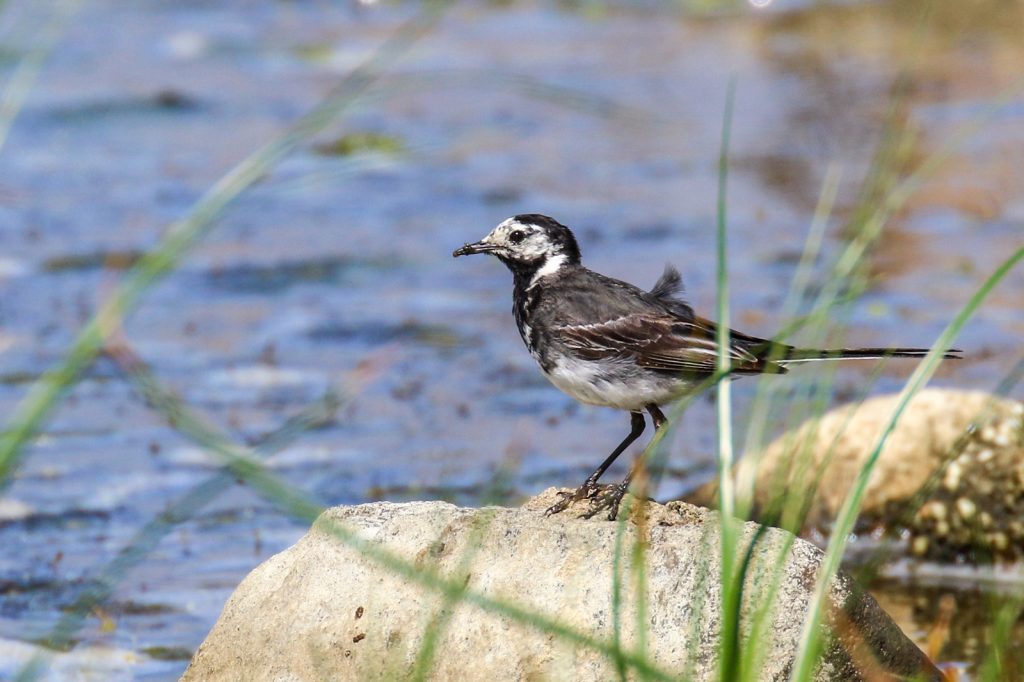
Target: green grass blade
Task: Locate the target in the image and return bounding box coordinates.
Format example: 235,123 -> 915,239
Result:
714,78 -> 741,682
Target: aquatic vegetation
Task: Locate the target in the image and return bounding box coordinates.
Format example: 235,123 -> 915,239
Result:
314,131 -> 405,157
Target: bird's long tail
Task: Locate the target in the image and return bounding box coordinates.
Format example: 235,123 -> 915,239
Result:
778,347 -> 963,364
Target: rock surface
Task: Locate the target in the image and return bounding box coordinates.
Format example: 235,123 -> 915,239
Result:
689,389 -> 1024,559
182,490 -> 940,681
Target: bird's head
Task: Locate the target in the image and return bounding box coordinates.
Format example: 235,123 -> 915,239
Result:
453,214 -> 581,277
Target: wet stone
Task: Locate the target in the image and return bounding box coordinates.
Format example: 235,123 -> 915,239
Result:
692,390 -> 1024,563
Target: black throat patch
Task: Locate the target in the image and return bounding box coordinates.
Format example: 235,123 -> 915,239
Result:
509,260 -> 553,370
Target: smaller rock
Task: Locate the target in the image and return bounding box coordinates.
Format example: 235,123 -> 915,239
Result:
689,389 -> 1024,560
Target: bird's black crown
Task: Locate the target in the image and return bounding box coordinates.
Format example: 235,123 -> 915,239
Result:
512,214 -> 582,264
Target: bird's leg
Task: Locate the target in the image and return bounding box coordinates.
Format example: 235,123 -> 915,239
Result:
595,404 -> 668,521
545,411 -> 646,517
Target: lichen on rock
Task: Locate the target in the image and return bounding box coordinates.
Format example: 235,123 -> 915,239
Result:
902,402 -> 1024,561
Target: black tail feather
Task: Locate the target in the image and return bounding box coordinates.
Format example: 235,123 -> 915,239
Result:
779,347 -> 963,363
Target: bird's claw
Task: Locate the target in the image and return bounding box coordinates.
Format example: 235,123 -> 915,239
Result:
606,485 -> 629,521
544,480 -> 604,517
545,480 -> 633,520
580,483 -> 629,521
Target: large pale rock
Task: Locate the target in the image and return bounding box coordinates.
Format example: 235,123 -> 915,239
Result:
182,490 -> 939,681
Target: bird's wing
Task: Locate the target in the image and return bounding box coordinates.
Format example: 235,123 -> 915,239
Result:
554,313 -> 785,375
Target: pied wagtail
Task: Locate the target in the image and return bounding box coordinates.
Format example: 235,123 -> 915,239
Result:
454,214 -> 961,520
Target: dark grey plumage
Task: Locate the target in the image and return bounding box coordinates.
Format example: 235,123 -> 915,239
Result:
454,214 -> 962,519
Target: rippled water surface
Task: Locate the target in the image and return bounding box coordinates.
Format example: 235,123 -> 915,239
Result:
1,0 -> 1022,678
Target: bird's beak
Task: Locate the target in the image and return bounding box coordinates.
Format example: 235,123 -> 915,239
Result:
452,241 -> 495,257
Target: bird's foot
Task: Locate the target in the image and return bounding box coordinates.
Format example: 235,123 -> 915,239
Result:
544,479 -> 607,517
544,480 -> 636,520
580,482 -> 630,521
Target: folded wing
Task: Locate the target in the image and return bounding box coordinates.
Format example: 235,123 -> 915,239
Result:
555,313 -> 788,376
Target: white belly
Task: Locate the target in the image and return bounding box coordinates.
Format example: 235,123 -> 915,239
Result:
543,356 -> 694,411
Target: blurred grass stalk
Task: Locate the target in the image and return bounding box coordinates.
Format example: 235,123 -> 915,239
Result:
729,87 -> 923,679
781,67 -> 1024,681
732,65 -> 1024,678
0,0 -> 449,490
15,343 -> 345,682
712,76 -> 898,680
0,0 -> 82,151
791,244 -> 1024,682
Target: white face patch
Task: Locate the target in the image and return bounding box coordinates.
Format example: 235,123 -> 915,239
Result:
482,218 -> 558,262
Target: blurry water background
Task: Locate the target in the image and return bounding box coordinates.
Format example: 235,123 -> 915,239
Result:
0,0 -> 1021,678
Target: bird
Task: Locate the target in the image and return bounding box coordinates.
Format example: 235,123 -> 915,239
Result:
453,214 -> 962,520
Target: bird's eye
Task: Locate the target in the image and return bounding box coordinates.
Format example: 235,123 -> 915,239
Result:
509,230 -> 526,244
